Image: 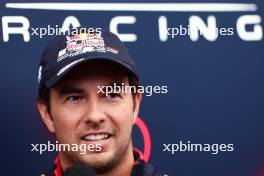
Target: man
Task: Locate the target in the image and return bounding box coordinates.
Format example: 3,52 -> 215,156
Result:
37,27 -> 162,176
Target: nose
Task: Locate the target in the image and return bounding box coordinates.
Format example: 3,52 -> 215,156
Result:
83,99 -> 106,125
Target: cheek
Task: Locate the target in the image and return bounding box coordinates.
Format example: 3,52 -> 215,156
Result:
105,103 -> 135,132
50,92 -> 84,131
51,106 -> 83,141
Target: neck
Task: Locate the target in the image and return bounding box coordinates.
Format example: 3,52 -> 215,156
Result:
98,144 -> 135,176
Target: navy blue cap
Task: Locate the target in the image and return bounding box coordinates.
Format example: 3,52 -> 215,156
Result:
38,27 -> 138,96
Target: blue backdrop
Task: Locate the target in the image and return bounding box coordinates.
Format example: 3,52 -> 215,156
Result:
0,0 -> 263,175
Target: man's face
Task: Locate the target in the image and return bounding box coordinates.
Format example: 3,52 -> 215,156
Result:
38,61 -> 141,172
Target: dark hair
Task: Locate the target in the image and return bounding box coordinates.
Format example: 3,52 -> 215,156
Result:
38,73 -> 140,113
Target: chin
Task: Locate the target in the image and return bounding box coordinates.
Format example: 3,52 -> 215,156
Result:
79,151 -> 117,169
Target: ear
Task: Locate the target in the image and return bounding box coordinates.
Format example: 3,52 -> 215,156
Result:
132,93 -> 142,124
37,101 -> 55,133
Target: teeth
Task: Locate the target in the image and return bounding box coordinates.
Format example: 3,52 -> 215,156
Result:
83,134 -> 109,141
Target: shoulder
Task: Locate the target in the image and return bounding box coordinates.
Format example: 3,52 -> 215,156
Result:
143,162 -> 167,176
133,158 -> 167,176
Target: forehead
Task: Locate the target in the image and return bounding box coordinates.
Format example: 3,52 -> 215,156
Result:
54,60 -> 129,88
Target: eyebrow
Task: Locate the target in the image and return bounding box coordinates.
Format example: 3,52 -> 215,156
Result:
107,81 -> 124,87
58,79 -> 126,96
100,80 -> 125,90
58,86 -> 84,96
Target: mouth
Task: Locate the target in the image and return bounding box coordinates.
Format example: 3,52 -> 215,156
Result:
81,133 -> 112,142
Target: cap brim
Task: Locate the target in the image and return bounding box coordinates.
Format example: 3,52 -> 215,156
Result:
45,56 -> 138,89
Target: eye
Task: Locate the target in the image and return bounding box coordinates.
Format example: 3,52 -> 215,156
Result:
104,93 -> 121,100
66,95 -> 83,103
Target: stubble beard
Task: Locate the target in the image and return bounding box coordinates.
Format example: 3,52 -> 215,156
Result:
63,135 -> 133,175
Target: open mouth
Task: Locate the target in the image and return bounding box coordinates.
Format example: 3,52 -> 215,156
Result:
81,133 -> 111,141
